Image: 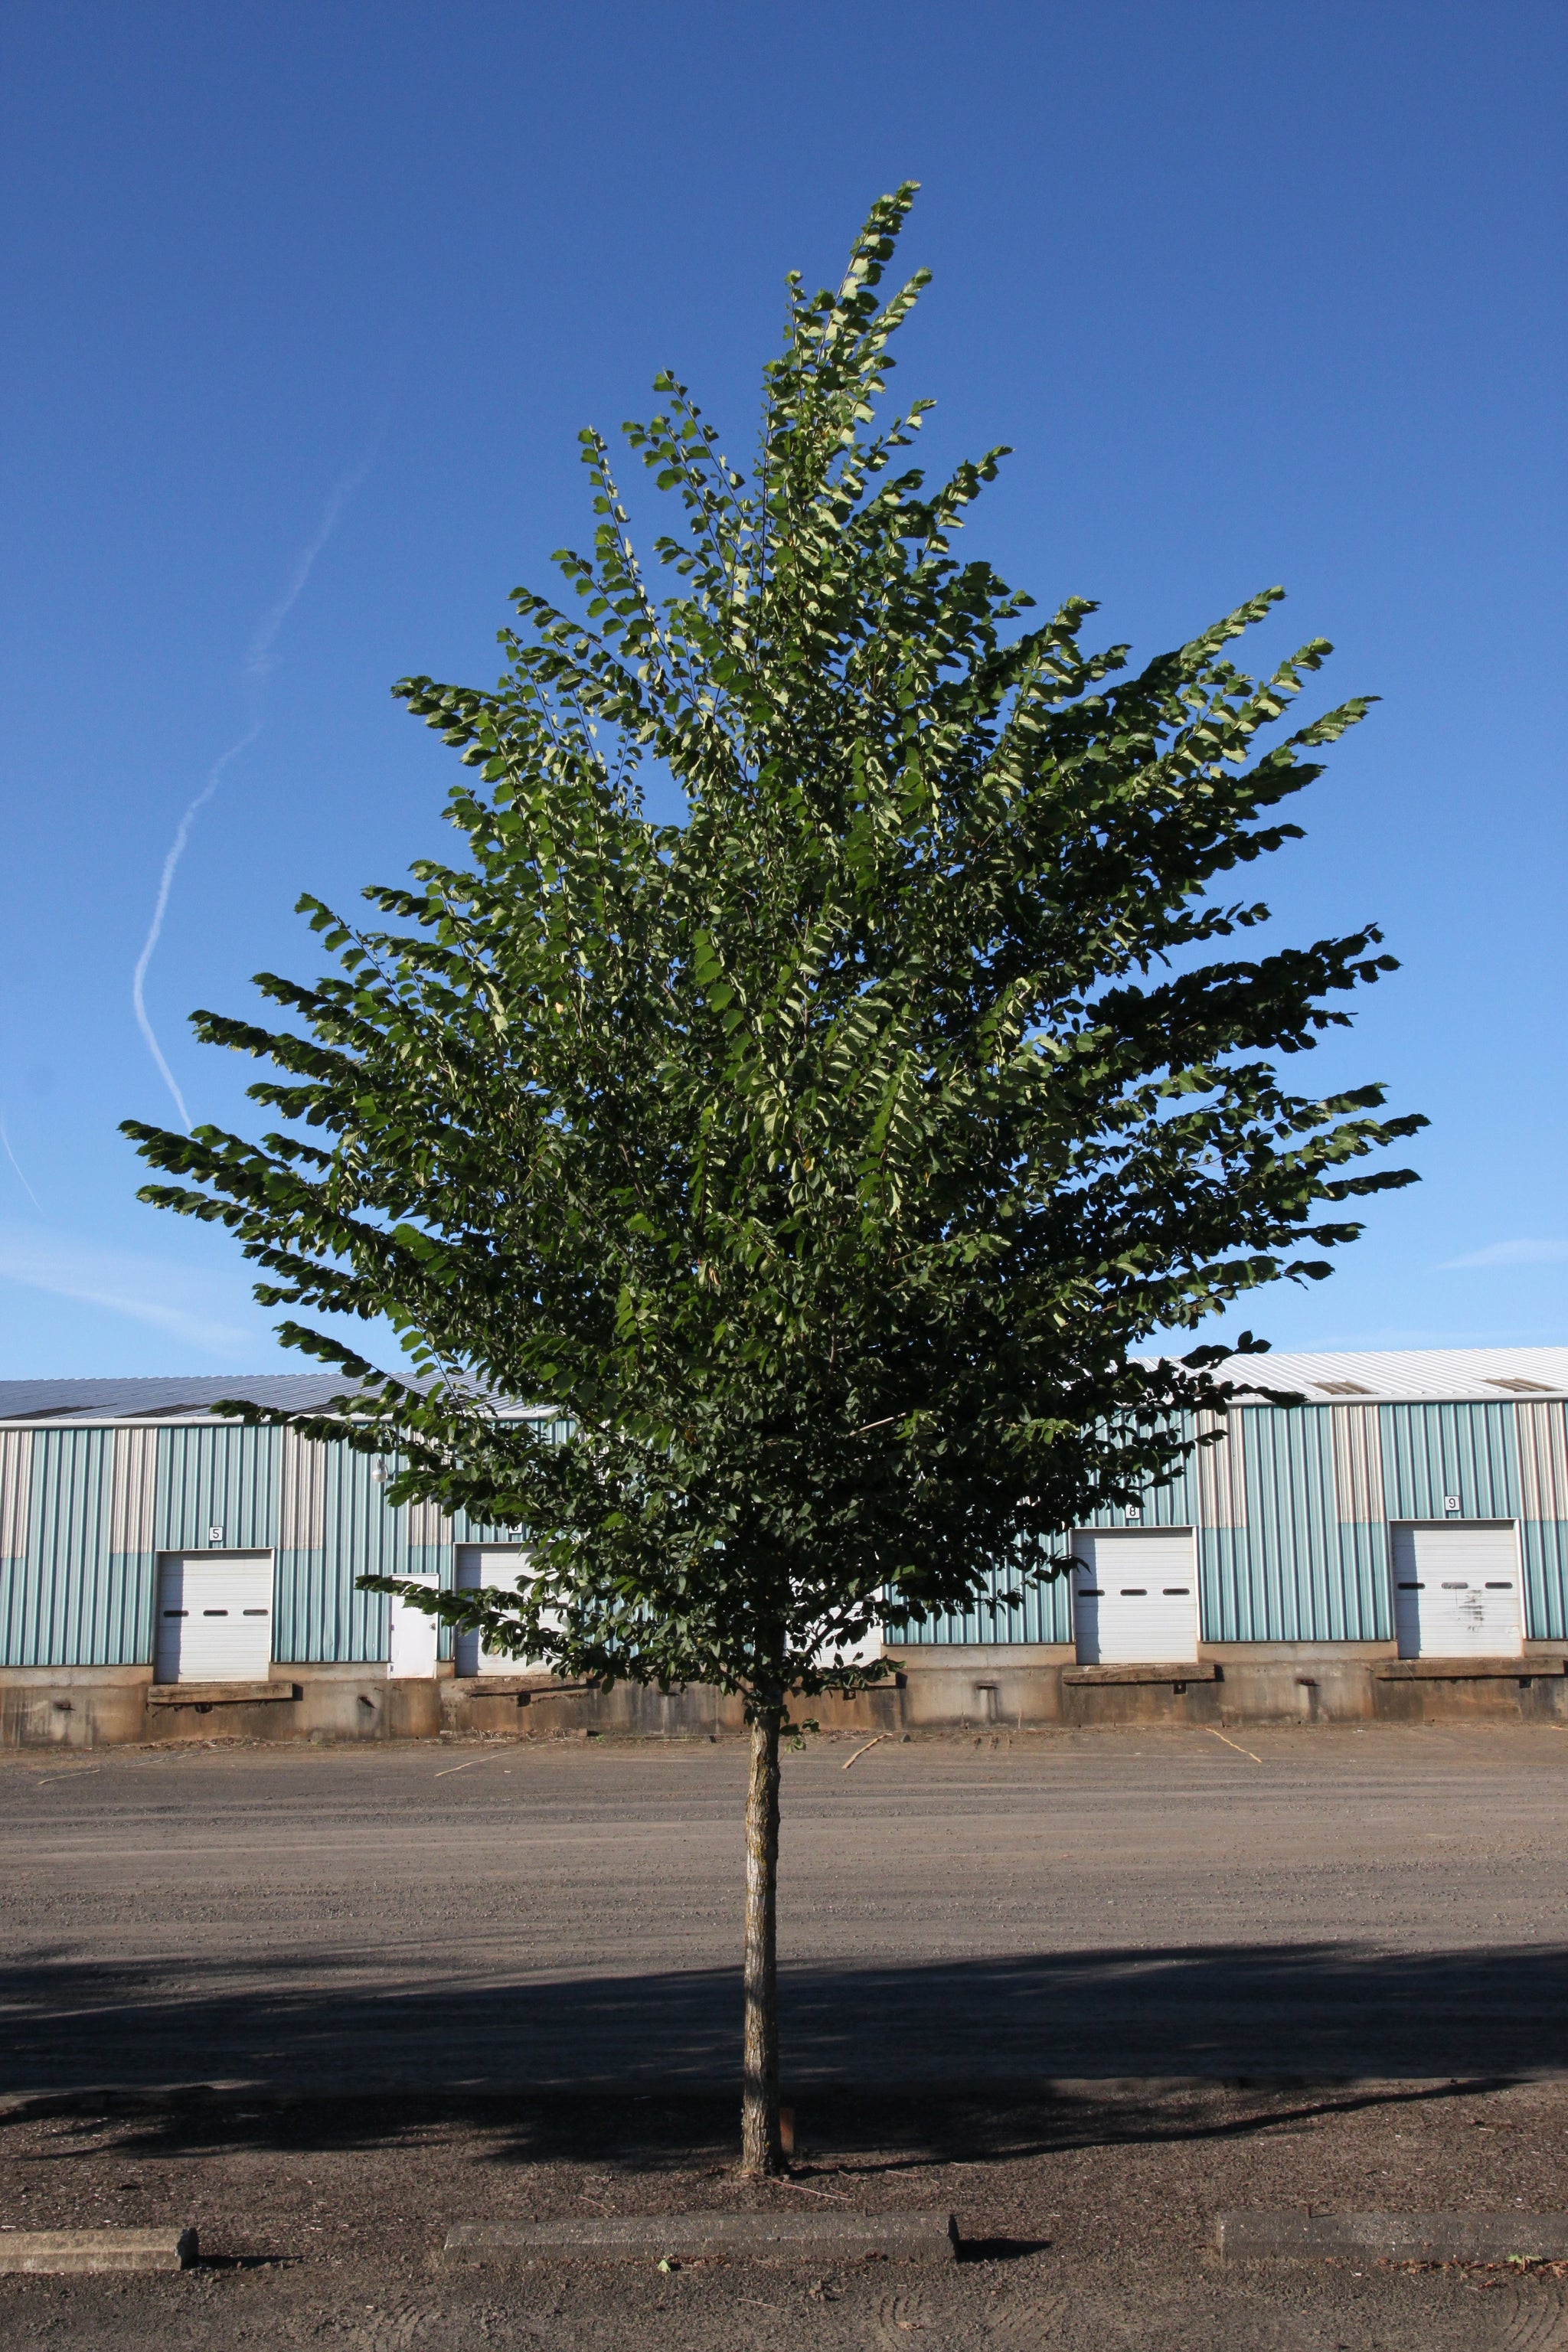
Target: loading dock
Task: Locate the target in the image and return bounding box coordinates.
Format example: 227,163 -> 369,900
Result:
453,1544 -> 532,1676
1072,1529 -> 1199,1665
1390,1522 -> 1523,1658
154,1551 -> 274,1683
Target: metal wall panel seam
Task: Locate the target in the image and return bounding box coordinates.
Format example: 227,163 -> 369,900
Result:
1517,1401 -> 1568,1520
1196,1410 -> 1248,1531
0,1429 -> 31,1559
279,1427 -> 328,1552
109,1428 -> 157,1552
0,1431 -> 34,1669
109,1426 -> 158,1671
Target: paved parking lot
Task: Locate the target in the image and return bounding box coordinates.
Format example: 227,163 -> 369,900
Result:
5,1721 -> 1568,2092
4,1723 -> 1568,2347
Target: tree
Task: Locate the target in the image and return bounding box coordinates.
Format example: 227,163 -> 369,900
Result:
125,185 -> 1423,2176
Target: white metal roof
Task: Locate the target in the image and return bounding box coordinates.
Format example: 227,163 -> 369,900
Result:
2,1351 -> 1563,1427
1185,1348 -> 1568,1404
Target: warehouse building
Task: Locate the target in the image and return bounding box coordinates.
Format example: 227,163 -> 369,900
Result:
2,1350 -> 1566,1745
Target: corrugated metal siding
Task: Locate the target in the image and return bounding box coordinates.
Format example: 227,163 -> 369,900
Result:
1380,1401 -> 1518,1521
1,1428 -> 33,1560
1084,1414 -> 1204,1527
104,1426 -> 162,1671
31,1431 -> 113,1663
890,1552 -> 1074,1648
14,1397 -> 1562,1667
0,1429 -> 36,1664
109,1428 -> 158,1555
1331,1406 -> 1386,1524
0,1412 -> 567,1671
276,1447 -> 407,1662
1518,1403 -> 1568,1520
896,1413 -> 1202,1646
1199,1409 -> 1390,1642
278,1428 -> 327,1550
269,1439 -> 547,1664
1517,1401 -> 1568,1641
1195,1412 -> 1247,1527
4,1427 -> 151,1666
156,1423 -> 281,1552
1521,1521 -> 1568,1642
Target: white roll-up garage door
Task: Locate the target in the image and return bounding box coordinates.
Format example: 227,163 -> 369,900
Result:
1072,1529 -> 1199,1664
454,1544 -> 537,1676
155,1552 -> 274,1683
1391,1523 -> 1522,1658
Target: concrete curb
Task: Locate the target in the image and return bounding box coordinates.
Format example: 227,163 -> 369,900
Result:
0,2228 -> 198,2275
444,2213 -> 958,2264
1217,2211 -> 1568,2262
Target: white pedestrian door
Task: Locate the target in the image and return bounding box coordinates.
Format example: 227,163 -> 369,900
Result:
387,1573 -> 439,1678
155,1552 -> 273,1683
1391,1523 -> 1522,1658
1073,1529 -> 1199,1664
453,1545 -> 534,1676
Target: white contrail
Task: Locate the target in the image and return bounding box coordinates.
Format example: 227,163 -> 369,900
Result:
133,448 -> 377,1130
244,452 -> 375,684
132,724 -> 262,1130
0,1119 -> 42,1214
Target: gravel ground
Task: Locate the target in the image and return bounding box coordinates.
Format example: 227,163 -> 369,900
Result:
4,1722 -> 1568,2346
3,2079 -> 1567,2347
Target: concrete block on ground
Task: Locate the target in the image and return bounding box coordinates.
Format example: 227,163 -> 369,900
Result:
1217,2210 -> 1568,2262
444,2212 -> 957,2264
0,2227 -> 198,2274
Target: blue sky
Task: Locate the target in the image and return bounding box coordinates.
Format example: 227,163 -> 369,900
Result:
1,0 -> 1563,1375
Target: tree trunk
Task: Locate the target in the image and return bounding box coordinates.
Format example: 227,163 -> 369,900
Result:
740,1697 -> 783,2175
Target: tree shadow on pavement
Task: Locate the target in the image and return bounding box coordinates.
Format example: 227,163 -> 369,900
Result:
6,1938 -> 1567,2092
2,1937 -> 1562,2166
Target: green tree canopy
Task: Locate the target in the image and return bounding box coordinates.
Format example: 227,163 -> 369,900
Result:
125,185 -> 1422,2171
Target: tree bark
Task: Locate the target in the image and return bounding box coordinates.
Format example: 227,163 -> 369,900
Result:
740,1697 -> 783,2175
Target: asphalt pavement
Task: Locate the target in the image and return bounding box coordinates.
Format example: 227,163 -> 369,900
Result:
5,1723 -> 1568,2348
5,1720 -> 1568,2094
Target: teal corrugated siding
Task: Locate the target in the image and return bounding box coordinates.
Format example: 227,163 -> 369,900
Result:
890,1552 -> 1074,1647
4,1428 -> 149,1666
276,1449 -> 394,1663
1523,1521 -> 1568,1641
1380,1401 -> 1518,1521
6,1399 -> 1564,1666
0,1413 -> 566,1671
1199,1410 -> 1390,1642
156,1423 -> 281,1551
1085,1418 -> 1203,1527
894,1413 -> 1198,1645
1517,1403 -> 1568,1638
269,1428 -> 560,1664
